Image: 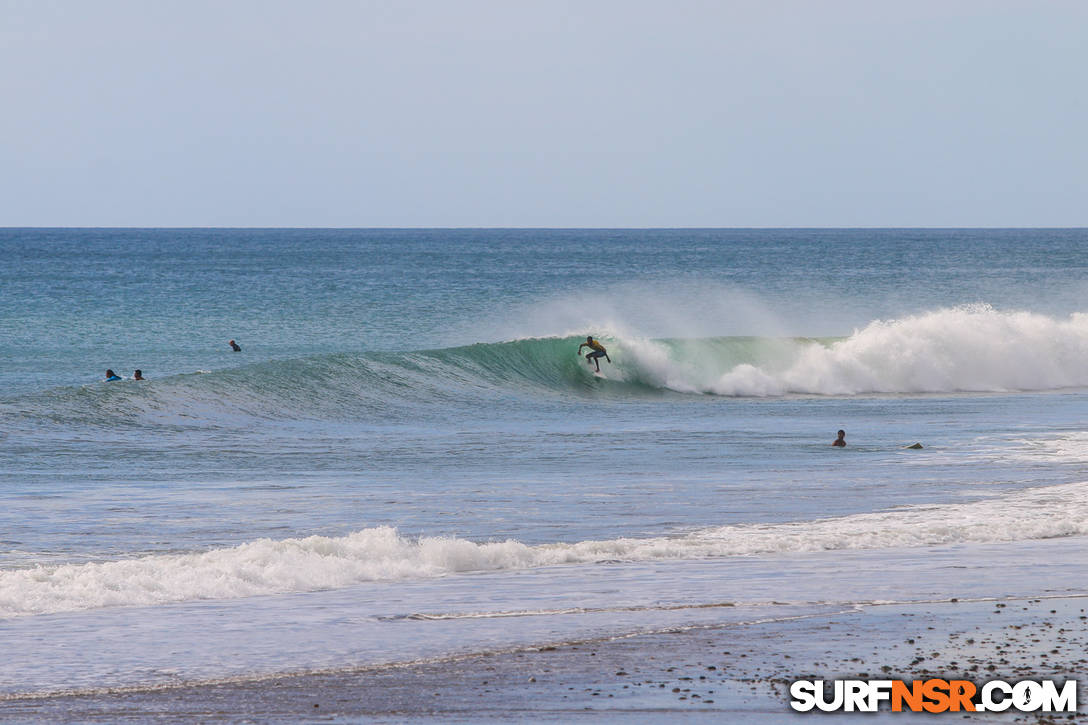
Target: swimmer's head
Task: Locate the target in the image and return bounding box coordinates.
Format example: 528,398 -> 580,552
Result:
105,369 -> 115,377
587,336 -> 593,342
837,430 -> 845,437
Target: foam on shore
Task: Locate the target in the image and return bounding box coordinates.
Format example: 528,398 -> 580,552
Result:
4,480 -> 1088,618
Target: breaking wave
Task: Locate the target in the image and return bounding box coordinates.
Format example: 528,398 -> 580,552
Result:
5,305 -> 1088,429
3,479 -> 1088,618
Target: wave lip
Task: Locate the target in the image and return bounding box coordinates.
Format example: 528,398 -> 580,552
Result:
4,480 -> 1088,619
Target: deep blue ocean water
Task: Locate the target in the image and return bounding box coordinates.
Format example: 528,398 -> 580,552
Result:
2,228 -> 1088,695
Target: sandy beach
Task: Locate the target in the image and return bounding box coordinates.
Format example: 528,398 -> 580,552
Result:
5,591 -> 1085,723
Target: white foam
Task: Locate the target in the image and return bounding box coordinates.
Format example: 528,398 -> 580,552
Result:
4,480 -> 1088,618
608,306 -> 1088,396
1002,431 -> 1088,465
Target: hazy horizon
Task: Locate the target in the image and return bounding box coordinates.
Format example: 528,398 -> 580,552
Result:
3,0 -> 1086,227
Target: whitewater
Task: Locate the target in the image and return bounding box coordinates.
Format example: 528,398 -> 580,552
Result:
4,476 -> 1088,619
3,227 -> 1088,697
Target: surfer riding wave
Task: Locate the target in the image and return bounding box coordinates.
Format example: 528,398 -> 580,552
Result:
578,336 -> 611,373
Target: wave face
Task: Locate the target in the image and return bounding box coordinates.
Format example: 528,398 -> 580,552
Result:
4,479 -> 1087,618
6,306 -> 1088,429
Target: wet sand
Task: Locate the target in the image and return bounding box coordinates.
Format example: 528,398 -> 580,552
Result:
5,594 -> 1086,723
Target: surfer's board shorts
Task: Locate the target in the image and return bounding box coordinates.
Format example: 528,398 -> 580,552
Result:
587,350 -> 606,359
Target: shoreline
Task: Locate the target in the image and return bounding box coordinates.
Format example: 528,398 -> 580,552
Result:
5,594 -> 1086,723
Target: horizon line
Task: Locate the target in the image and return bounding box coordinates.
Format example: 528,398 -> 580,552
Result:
3,225 -> 1087,231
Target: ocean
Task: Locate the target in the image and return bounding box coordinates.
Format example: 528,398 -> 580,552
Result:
2,228 -> 1088,701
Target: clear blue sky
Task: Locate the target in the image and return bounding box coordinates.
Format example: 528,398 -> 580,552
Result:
1,0 -> 1085,227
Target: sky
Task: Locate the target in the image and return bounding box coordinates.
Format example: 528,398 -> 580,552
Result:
1,0 -> 1086,227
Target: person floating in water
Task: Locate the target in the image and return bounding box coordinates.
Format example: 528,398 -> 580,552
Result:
832,429 -> 846,447
133,369 -> 145,381
578,336 -> 611,373
104,369 -> 122,382
229,339 -> 241,352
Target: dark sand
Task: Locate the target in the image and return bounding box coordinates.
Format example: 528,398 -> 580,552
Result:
4,595 -> 1086,723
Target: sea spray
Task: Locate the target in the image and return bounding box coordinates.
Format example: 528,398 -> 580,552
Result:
710,305 -> 1088,396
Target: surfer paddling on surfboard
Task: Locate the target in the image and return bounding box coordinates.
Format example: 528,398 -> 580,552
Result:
578,336 -> 611,373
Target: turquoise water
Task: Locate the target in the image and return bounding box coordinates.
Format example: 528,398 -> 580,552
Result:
2,228 -> 1088,694
4,228 -> 1086,394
